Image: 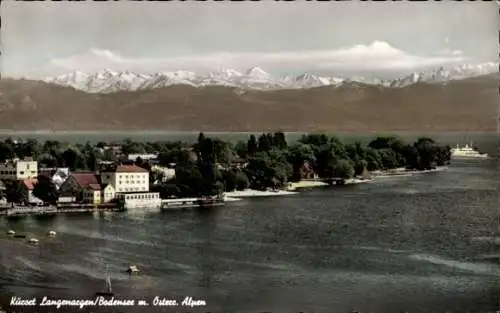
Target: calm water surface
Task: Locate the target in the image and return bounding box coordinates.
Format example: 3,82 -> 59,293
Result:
0,156 -> 500,313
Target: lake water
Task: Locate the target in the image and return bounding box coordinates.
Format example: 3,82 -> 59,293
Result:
0,156 -> 500,313
0,131 -> 498,149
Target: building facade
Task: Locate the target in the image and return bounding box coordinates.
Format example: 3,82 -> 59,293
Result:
101,165 -> 149,193
117,192 -> 161,209
102,184 -> 116,203
0,158 -> 38,181
83,184 -> 102,204
59,172 -> 101,201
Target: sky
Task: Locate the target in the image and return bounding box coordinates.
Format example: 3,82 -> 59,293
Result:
2,1 -> 498,79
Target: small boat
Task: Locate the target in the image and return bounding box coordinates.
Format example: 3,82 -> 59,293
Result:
48,231 -> 57,237
126,265 -> 140,274
95,276 -> 114,297
28,238 -> 39,245
6,230 -> 15,236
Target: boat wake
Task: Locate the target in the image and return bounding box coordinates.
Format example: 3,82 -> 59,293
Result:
408,253 -> 499,276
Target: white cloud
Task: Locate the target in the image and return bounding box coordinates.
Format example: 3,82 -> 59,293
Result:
22,41 -> 468,78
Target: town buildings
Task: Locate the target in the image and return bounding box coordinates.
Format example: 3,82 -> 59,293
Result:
100,164 -> 160,209
101,164 -> 149,193
0,158 -> 38,181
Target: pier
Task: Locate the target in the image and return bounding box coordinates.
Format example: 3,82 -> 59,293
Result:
0,203 -> 122,217
161,197 -> 225,210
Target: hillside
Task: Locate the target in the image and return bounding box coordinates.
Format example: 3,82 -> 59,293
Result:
0,73 -> 497,132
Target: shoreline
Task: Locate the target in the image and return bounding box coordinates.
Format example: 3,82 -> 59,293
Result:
224,166 -> 447,201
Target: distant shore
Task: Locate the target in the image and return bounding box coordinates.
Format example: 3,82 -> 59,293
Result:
223,166 -> 447,201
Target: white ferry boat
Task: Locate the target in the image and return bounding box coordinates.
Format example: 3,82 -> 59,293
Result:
450,143 -> 489,159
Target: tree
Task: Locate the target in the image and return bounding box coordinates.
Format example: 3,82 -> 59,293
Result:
257,133 -> 272,152
122,138 -> 145,155
4,180 -> 26,204
174,162 -> 205,197
151,183 -> 181,199
234,140 -> 248,159
135,156 -> 144,167
221,170 -> 237,191
332,159 -> 355,180
247,135 -> 258,156
33,175 -> 59,205
234,170 -> 250,190
62,148 -> 85,170
0,142 -> 15,163
287,143 -> 316,172
18,139 -> 40,159
272,131 -> 287,149
298,134 -> 329,147
102,149 -> 117,162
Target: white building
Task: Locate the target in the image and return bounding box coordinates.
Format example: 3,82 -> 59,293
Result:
100,164 -> 149,193
0,158 -> 38,181
127,154 -> 158,162
100,165 -> 162,210
117,192 -> 161,210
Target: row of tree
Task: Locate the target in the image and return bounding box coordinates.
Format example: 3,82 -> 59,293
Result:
151,132 -> 451,198
0,133 -> 451,202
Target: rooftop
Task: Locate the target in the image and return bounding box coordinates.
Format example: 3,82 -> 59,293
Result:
71,172 -> 100,187
23,179 -> 38,191
88,183 -> 101,191
116,165 -> 148,173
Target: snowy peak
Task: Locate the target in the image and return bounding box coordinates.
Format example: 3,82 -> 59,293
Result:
42,63 -> 498,93
245,67 -> 270,78
208,68 -> 243,80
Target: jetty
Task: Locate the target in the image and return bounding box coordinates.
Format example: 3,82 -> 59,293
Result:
0,203 -> 122,217
161,196 -> 225,210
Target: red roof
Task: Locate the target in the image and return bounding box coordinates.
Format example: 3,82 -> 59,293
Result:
115,165 -> 148,173
88,184 -> 101,191
23,179 -> 38,191
71,173 -> 100,188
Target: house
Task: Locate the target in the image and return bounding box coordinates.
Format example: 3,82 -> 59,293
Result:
83,184 -> 102,204
231,158 -> 249,169
102,184 -> 116,203
101,164 -> 161,209
127,154 -> 158,162
52,168 -> 70,190
0,158 -> 38,181
58,172 -> 101,200
299,161 -> 318,180
102,143 -> 122,153
100,164 -> 149,193
39,167 -> 70,190
21,179 -> 43,205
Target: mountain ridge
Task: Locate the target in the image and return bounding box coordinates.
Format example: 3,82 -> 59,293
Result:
0,72 -> 497,132
41,62 -> 498,94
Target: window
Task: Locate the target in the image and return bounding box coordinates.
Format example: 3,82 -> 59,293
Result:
19,171 -> 24,175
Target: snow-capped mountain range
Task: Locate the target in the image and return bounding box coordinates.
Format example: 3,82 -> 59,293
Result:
42,63 -> 498,94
